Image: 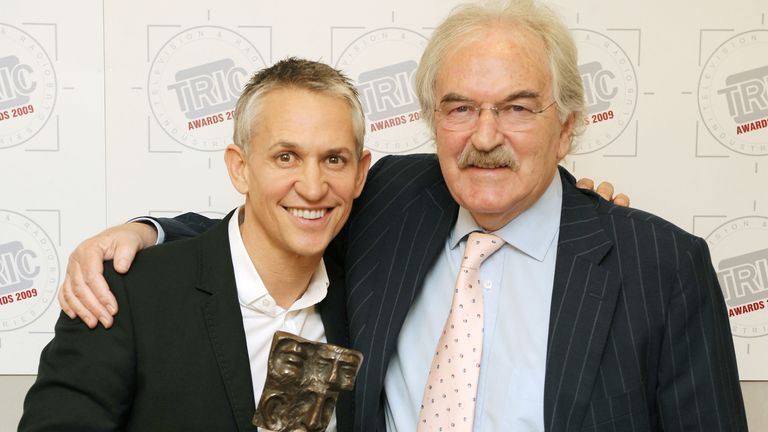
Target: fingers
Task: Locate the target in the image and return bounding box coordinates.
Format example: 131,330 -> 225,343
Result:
595,182 -> 615,202
111,222 -> 153,273
112,243 -> 138,274
613,193 -> 630,207
68,258 -> 115,328
57,223 -> 151,328
59,233 -> 120,328
82,258 -> 119,319
85,283 -> 116,329
58,278 -> 76,320
595,182 -> 630,207
62,259 -> 98,328
575,177 -> 594,191
576,178 -> 631,207
61,283 -> 97,328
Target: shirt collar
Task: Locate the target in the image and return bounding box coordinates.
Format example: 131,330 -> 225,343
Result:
228,207 -> 329,312
449,170 -> 562,262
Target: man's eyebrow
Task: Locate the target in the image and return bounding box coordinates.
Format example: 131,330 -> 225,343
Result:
268,141 -> 298,151
501,90 -> 541,102
439,93 -> 474,104
439,90 -> 542,105
322,147 -> 354,156
266,142 -> 353,156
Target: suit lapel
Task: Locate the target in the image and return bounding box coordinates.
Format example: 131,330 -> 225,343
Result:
543,167 -> 621,432
351,178 -> 458,430
317,257 -> 355,431
318,258 -> 349,348
195,213 -> 257,432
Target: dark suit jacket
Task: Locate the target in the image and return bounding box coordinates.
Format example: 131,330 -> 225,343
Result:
20,212 -> 352,432
327,154 -> 746,431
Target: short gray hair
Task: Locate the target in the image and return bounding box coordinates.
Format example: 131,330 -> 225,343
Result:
233,57 -> 366,156
415,0 -> 586,144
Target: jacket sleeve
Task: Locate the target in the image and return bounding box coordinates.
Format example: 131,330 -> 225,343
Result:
18,262 -> 136,432
154,212 -> 221,243
656,237 -> 747,431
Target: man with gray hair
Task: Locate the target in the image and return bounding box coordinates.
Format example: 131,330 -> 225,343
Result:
20,58 -> 371,431
350,2 -> 744,430
57,0 -> 745,431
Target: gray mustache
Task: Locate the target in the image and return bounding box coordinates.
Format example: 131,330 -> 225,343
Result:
457,145 -> 519,170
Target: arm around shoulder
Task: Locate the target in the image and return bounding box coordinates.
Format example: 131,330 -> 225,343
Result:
155,212 -> 221,242
59,212 -> 221,328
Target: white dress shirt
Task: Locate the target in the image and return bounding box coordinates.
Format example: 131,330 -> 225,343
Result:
384,172 -> 562,432
227,208 -> 336,432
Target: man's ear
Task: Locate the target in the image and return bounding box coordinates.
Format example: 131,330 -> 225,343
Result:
354,149 -> 372,198
557,112 -> 576,160
224,144 -> 249,195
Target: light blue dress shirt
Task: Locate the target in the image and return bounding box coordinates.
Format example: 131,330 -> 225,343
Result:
384,172 -> 562,432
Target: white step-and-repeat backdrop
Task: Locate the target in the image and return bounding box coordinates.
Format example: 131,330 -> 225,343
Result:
1,0 -> 767,379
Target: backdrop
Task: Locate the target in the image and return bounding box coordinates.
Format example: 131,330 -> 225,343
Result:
1,0 -> 767,385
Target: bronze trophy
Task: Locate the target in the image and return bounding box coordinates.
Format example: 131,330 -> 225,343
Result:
252,331 -> 363,432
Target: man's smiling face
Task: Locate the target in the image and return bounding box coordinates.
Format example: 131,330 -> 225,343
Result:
232,87 -> 369,261
434,23 -> 574,231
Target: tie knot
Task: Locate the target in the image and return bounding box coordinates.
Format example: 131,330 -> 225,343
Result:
462,232 -> 503,269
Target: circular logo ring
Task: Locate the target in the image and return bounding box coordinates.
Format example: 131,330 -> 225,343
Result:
147,25 -> 266,152
698,30 -> 768,156
336,27 -> 432,154
705,215 -> 768,338
0,209 -> 59,331
0,23 -> 57,149
571,29 -> 638,154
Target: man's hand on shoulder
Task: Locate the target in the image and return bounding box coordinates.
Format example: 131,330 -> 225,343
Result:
576,177 -> 630,207
59,222 -> 157,329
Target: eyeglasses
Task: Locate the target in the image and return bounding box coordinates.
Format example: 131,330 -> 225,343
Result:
435,100 -> 557,132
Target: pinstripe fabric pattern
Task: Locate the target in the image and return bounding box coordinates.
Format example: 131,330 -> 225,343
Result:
332,154 -> 746,432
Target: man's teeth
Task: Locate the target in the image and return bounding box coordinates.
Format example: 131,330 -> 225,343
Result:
288,208 -> 326,220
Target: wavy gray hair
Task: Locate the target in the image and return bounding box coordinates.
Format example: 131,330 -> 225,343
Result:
415,0 -> 586,146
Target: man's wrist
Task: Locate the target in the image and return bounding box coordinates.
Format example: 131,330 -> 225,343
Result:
127,217 -> 164,245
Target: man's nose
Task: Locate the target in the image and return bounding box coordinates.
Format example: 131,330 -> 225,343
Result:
295,163 -> 328,201
471,108 -> 504,151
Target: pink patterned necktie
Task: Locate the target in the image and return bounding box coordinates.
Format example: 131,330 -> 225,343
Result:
417,232 -> 503,431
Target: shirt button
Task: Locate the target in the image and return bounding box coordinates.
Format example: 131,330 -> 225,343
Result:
483,280 -> 493,289
262,298 -> 271,307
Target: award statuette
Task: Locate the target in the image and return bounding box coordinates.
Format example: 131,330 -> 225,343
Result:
252,331 -> 363,432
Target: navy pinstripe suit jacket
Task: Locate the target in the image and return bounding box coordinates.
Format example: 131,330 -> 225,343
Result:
326,154 -> 747,431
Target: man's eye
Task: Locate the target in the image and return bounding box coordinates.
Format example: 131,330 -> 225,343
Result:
451,105 -> 474,114
504,104 -> 527,113
326,154 -> 350,167
277,153 -> 294,163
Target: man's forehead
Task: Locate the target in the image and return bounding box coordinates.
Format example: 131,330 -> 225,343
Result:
249,87 -> 357,152
435,24 -> 551,99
